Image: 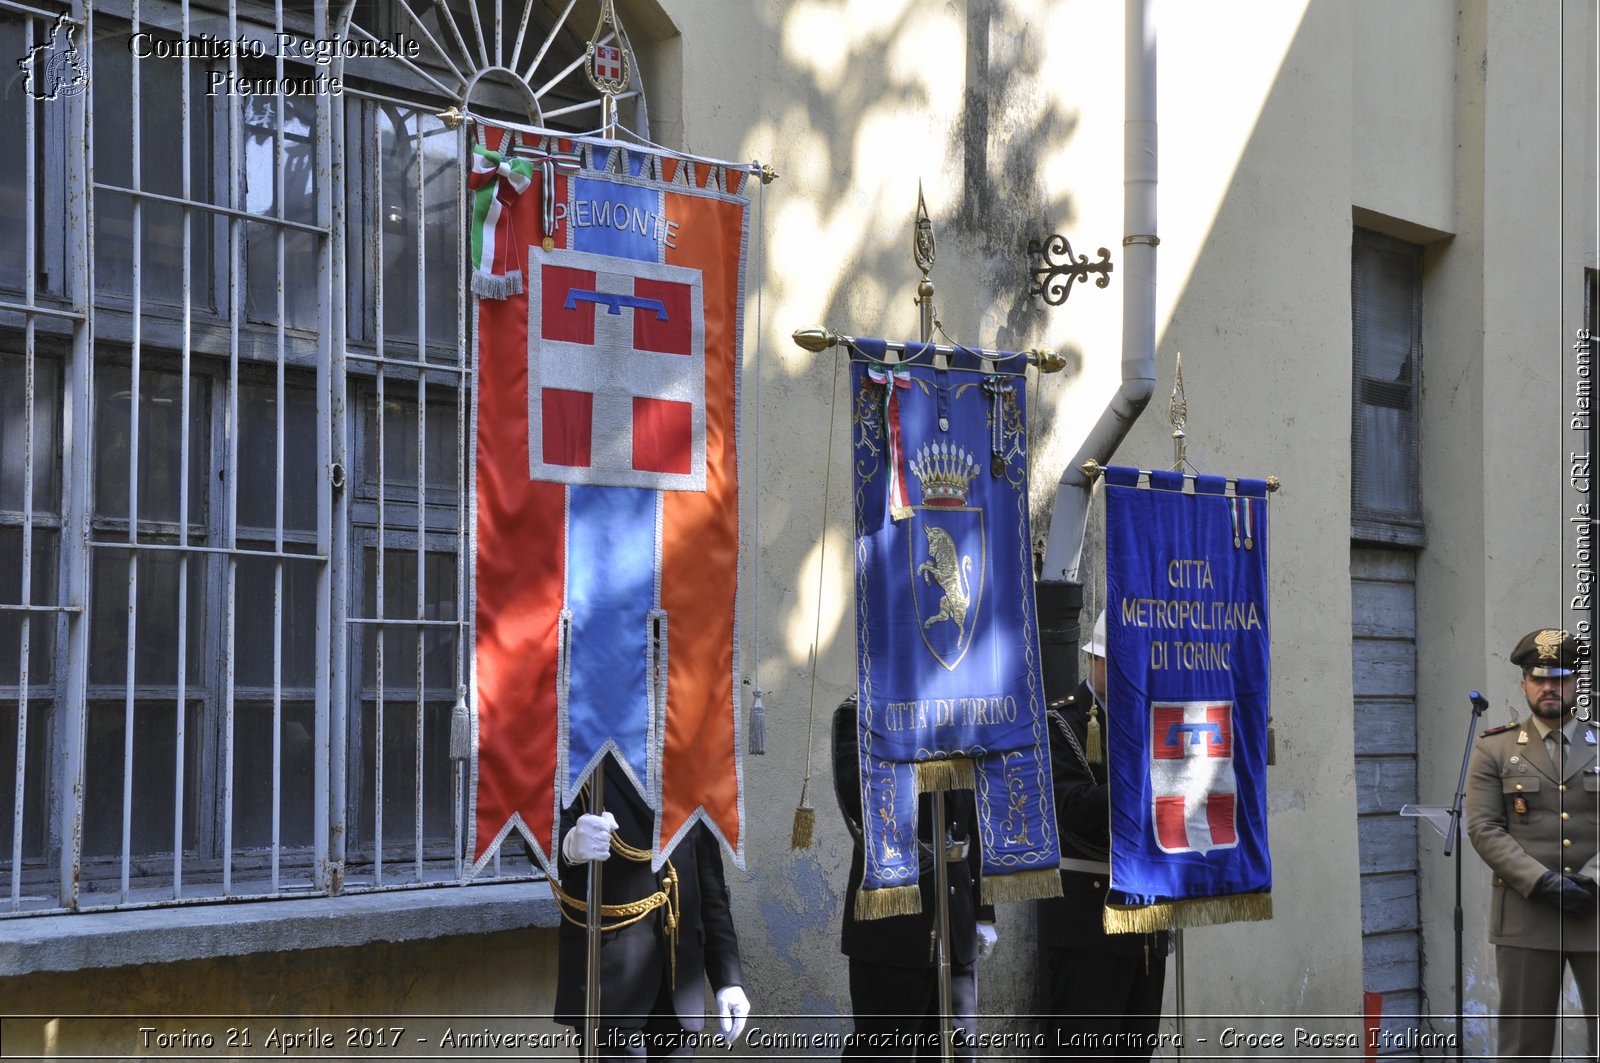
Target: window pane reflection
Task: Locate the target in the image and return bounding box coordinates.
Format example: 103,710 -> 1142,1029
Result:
89,549 -> 206,688
82,700 -> 201,858
91,26 -> 219,310
0,701 -> 50,863
232,701 -> 315,850
94,366 -> 210,528
361,390 -> 461,502
360,548 -> 460,694
235,550 -> 320,691
377,108 -> 460,352
0,528 -> 58,686
356,698 -> 454,847
238,382 -> 318,534
0,353 -> 62,515
243,85 -> 322,331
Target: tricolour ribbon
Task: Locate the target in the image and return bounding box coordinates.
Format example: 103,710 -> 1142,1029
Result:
867,364 -> 913,520
468,128 -> 584,300
469,134 -> 535,300
522,143 -> 583,242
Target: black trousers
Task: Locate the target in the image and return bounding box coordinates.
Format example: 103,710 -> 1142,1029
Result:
576,976 -> 708,1063
1041,946 -> 1166,1061
844,957 -> 978,1063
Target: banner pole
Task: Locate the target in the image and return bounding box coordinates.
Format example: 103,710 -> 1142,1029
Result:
584,770 -> 606,1063
1174,928 -> 1186,1059
912,181 -> 956,1063
1167,366 -> 1188,1062
932,790 -> 955,1063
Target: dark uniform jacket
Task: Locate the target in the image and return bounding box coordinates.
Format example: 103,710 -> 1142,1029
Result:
1465,716 -> 1600,951
1036,682 -> 1168,957
832,700 -> 994,967
554,758 -> 744,1028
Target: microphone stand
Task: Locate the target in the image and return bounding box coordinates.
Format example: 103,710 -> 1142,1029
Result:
1444,692 -> 1490,1062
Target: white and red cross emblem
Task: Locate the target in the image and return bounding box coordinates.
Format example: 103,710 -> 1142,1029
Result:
591,45 -> 624,86
526,246 -> 706,491
1149,699 -> 1239,855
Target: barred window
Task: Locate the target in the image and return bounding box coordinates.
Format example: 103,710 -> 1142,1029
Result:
1351,228 -> 1426,547
2,0 -> 657,916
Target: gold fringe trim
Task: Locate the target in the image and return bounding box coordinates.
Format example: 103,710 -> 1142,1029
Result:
980,867 -> 1063,906
854,884 -> 922,921
915,758 -> 976,793
1103,891 -> 1273,934
790,804 -> 815,850
1086,706 -> 1103,765
890,504 -> 914,522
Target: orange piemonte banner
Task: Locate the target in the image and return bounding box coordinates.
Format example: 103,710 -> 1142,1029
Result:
467,122 -> 748,874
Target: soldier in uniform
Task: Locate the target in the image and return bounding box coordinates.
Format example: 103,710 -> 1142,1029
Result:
554,757 -> 751,1060
1465,628 -> 1600,1060
833,695 -> 998,1061
1037,611 -> 1168,1059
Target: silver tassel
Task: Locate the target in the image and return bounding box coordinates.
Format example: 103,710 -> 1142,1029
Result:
748,688 -> 767,755
449,685 -> 472,761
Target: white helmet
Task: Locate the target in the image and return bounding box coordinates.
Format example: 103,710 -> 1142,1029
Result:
1080,610 -> 1106,658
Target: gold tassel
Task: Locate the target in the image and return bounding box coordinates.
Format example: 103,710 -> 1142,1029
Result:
980,867 -> 1064,906
790,803 -> 815,849
915,758 -> 976,793
854,884 -> 922,921
1102,891 -> 1273,934
1086,705 -> 1103,765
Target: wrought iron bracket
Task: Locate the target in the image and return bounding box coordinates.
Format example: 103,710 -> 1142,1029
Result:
1025,234 -> 1114,306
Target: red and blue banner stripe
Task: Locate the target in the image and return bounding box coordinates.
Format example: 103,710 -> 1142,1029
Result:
470,123 -> 748,874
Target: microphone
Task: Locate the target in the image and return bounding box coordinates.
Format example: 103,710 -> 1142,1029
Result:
1469,690 -> 1489,713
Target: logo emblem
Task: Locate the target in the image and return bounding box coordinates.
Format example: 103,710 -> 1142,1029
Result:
18,14 -> 87,102
1149,700 -> 1238,855
583,0 -> 630,96
907,442 -> 984,671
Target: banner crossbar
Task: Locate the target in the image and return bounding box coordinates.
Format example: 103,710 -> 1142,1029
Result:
441,107 -> 773,181
792,327 -> 1065,380
1085,460 -> 1281,497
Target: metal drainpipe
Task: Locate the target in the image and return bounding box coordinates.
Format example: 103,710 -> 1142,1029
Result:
1036,0 -> 1158,705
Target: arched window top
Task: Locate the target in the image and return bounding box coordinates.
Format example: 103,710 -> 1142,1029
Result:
336,0 -> 670,133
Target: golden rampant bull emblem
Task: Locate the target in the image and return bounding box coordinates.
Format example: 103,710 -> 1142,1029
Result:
907,442 -> 984,671
918,526 -> 973,642
909,513 -> 985,671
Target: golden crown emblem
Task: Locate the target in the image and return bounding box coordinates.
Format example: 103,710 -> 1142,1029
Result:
910,442 -> 979,507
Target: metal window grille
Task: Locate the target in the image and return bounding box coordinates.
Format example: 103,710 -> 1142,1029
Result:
2,0 -> 645,915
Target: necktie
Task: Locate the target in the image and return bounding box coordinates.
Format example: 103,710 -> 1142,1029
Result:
1549,732 -> 1567,777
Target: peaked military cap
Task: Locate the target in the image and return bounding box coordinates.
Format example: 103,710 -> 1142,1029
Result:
1510,628 -> 1583,677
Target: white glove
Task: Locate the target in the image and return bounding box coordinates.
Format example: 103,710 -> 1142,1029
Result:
715,985 -> 750,1042
560,812 -> 618,863
975,921 -> 998,960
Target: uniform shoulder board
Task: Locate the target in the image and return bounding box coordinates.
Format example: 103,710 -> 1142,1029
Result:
1479,722 -> 1517,737
1046,696 -> 1077,730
